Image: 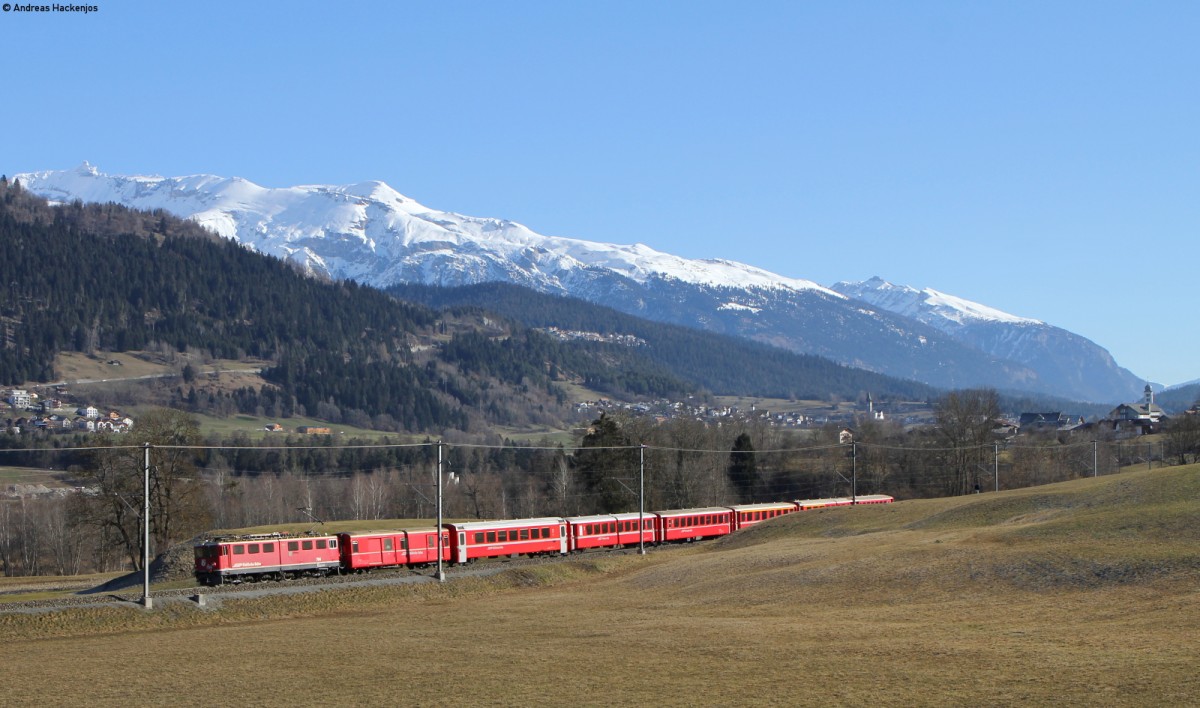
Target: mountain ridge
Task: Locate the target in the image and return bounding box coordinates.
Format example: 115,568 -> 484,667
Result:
14,164 -> 1146,402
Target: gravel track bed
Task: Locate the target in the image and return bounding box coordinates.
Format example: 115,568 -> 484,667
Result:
0,545 -> 672,615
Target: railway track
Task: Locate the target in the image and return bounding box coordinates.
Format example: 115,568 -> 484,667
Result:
0,545 -> 666,615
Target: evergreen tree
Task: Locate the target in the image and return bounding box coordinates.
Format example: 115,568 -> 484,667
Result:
574,414 -> 639,513
728,432 -> 758,503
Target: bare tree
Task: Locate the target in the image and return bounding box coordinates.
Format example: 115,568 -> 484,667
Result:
935,389 -> 1002,495
1164,414 -> 1200,465
79,409 -> 211,570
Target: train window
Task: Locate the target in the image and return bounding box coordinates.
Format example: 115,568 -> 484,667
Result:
234,545 -> 245,555
545,527 -> 553,538
264,543 -> 274,552
384,538 -> 393,552
498,530 -> 508,542
427,536 -> 435,548
487,531 -> 497,543
317,539 -> 328,550
352,541 -> 360,553
475,532 -> 484,544
520,529 -> 529,540
288,541 -> 299,552
330,539 -> 337,548
248,544 -> 260,554
302,540 -> 314,551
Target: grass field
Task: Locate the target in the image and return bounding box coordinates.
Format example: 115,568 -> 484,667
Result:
1,465 -> 1197,705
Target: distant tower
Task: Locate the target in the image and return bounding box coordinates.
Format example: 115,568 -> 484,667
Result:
868,392 -> 874,417
1144,384 -> 1154,407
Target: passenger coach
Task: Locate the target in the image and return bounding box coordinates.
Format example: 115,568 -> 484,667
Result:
338,527 -> 451,572
728,501 -> 800,530
445,517 -> 568,563
566,512 -> 656,552
655,507 -> 733,543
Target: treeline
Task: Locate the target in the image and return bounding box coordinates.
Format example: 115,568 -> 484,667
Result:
7,407 -> 1200,577
390,282 -> 938,402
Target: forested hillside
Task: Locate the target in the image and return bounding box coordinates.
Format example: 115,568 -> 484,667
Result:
0,179 -> 695,432
391,282 -> 938,402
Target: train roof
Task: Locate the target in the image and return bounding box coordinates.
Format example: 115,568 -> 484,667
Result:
199,531 -> 338,545
728,502 -> 799,512
337,527 -> 445,538
653,507 -> 733,516
564,514 -> 619,524
445,517 -> 565,531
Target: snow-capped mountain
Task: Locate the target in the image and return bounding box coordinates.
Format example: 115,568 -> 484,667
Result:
14,164 -> 1141,401
18,162 -> 834,296
831,277 -> 1146,402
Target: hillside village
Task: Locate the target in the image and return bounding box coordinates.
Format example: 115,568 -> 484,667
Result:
4,388 -> 133,435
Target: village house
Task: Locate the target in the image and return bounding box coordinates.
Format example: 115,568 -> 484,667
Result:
1018,412 -> 1086,434
1106,385 -> 1167,436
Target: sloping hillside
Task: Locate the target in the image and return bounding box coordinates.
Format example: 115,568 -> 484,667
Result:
2,467 -> 1196,704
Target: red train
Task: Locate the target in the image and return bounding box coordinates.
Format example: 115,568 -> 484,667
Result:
194,495 -> 893,585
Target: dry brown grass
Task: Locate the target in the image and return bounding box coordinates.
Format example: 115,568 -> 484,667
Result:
2,466 -> 1198,705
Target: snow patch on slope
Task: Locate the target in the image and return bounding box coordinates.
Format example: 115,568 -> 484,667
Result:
831,276 -> 1040,331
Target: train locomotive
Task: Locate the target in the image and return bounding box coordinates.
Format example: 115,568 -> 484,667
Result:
194,495 -> 893,585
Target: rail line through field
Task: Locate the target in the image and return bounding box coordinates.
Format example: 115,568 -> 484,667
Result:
0,544 -> 682,615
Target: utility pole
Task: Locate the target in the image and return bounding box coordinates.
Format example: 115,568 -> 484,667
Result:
850,441 -> 857,503
1093,440 -> 1098,478
639,445 -> 646,555
142,442 -> 152,609
994,442 -> 1000,492
436,440 -> 445,582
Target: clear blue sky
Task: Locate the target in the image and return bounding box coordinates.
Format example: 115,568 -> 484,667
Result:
3,1 -> 1198,386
